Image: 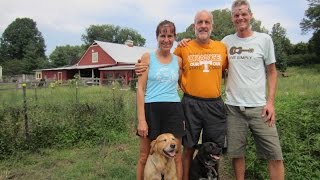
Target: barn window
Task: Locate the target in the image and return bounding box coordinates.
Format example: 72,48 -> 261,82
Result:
36,72 -> 42,79
92,52 -> 98,63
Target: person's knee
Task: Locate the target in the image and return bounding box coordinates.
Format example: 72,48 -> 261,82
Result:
269,160 -> 284,166
138,153 -> 149,165
182,147 -> 195,164
174,152 -> 182,164
175,151 -> 182,159
232,157 -> 245,165
268,160 -> 285,179
233,157 -> 244,160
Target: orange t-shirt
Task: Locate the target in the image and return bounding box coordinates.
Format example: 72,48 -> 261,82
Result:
174,39 -> 228,98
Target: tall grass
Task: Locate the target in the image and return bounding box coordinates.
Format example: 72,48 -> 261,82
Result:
244,65 -> 320,179
0,65 -> 319,179
0,84 -> 137,158
277,64 -> 320,96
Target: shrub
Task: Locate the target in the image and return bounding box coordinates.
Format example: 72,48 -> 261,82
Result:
287,53 -> 319,66
0,86 -> 135,158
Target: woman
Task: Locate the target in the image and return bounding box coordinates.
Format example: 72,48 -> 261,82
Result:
136,20 -> 185,180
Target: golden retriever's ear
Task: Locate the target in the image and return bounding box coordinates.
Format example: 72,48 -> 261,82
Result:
149,139 -> 157,155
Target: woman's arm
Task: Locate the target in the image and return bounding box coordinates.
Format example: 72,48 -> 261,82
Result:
136,53 -> 150,138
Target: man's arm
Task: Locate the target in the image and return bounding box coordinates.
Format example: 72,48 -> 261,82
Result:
135,59 -> 149,76
263,63 -> 277,127
177,56 -> 183,88
177,38 -> 191,47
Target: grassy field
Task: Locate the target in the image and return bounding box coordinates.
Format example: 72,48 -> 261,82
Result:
0,138 -> 138,180
0,65 -> 319,179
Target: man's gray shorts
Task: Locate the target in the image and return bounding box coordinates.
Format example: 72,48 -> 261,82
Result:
226,105 -> 283,160
181,94 -> 227,149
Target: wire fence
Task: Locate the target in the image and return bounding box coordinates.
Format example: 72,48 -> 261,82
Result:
0,81 -> 138,155
0,77 -> 137,91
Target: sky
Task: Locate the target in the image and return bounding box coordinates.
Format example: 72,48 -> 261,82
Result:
0,0 -> 313,56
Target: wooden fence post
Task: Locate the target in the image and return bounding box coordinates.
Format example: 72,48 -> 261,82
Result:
34,82 -> 38,101
22,83 -> 30,145
112,87 -> 115,113
76,81 -> 79,104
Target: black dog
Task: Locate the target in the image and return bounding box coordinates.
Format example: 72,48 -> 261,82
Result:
189,142 -> 222,180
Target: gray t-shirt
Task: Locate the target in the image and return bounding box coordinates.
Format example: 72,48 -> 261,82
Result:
221,32 -> 276,107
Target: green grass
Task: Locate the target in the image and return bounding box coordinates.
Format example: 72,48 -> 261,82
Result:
244,65 -> 320,179
0,139 -> 138,179
0,65 -> 319,179
277,65 -> 320,96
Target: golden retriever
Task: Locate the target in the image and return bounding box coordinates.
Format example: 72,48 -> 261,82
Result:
144,133 -> 178,180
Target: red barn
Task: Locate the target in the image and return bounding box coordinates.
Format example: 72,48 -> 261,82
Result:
36,40 -> 155,85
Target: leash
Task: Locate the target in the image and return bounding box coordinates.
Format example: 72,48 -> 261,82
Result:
205,163 -> 218,180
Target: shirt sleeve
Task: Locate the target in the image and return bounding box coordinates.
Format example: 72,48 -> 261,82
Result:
222,44 -> 228,71
173,47 -> 181,57
264,35 -> 276,65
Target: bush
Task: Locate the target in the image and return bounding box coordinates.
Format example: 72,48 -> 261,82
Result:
130,78 -> 137,92
287,53 -> 319,66
0,86 -> 135,158
244,94 -> 320,179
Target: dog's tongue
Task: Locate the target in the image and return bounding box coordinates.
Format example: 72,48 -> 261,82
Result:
167,151 -> 176,157
210,154 -> 220,160
163,149 -> 176,157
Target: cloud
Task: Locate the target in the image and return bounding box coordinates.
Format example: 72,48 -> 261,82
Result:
252,0 -> 311,43
0,0 -> 312,54
1,0 -> 146,33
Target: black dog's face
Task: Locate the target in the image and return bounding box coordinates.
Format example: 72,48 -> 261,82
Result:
196,142 -> 222,166
190,142 -> 222,179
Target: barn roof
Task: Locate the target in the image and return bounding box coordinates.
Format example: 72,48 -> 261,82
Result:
38,64 -> 113,71
99,65 -> 135,70
94,40 -> 155,64
35,41 -> 156,72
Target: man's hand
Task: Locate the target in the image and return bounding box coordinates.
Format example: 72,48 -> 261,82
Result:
178,38 -> 191,47
135,59 -> 149,76
262,102 -> 276,127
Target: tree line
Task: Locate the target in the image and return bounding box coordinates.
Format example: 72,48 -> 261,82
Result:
0,0 -> 319,75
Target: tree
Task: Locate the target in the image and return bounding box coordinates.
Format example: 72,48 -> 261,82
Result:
1,59 -> 26,75
115,28 -> 146,46
292,42 -> 309,55
211,9 -> 237,41
271,23 -> 291,72
23,43 -> 50,72
300,0 -> 320,56
49,45 -> 86,67
308,30 -> 320,55
0,18 -> 46,60
176,24 -> 196,42
81,25 -> 146,47
300,0 -> 320,34
0,18 -> 48,74
177,9 -> 268,41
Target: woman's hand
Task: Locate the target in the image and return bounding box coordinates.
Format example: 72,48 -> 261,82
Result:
137,120 -> 148,138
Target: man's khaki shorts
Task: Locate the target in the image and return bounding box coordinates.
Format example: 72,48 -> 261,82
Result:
226,105 -> 283,160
